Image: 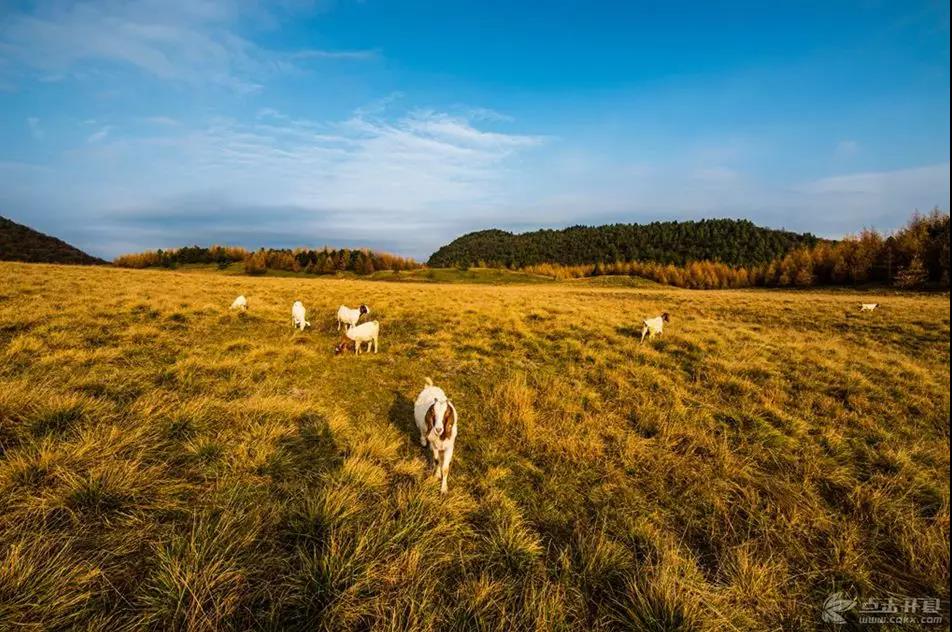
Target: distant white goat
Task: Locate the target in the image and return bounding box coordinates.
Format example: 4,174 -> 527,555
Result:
291,301 -> 310,331
334,320 -> 379,355
230,295 -> 248,311
860,303 -> 879,312
413,378 -> 458,494
640,312 -> 670,343
337,304 -> 370,330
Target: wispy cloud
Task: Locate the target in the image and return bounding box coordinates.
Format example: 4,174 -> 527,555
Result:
131,106 -> 546,211
0,0 -> 376,92
798,163 -> 947,196
288,48 -> 380,61
143,116 -> 180,126
525,157 -> 950,237
86,126 -> 113,143
0,102 -> 547,257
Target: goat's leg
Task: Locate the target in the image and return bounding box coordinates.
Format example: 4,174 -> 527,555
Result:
373,336 -> 378,353
431,447 -> 442,479
440,445 -> 453,494
640,325 -> 648,343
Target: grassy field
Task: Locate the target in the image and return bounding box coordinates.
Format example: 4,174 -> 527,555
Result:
174,263 -> 560,285
0,261 -> 948,631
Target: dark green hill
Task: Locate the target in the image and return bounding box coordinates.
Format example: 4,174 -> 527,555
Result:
0,216 -> 105,265
428,219 -> 820,268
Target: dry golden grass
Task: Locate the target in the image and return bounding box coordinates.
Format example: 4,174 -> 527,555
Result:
0,261 -> 948,631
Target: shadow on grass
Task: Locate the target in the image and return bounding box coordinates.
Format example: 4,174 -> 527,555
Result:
616,325 -> 644,339
272,412 -> 342,483
388,390 -> 420,450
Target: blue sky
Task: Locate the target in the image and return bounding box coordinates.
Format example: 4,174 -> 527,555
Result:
1,0 -> 949,260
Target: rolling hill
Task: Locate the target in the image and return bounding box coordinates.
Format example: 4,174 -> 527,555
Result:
427,218 -> 821,268
0,216 -> 105,265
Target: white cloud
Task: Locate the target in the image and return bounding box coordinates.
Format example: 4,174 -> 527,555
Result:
3,88 -> 947,259
143,116 -> 180,126
0,103 -> 547,257
402,110 -> 544,150
798,163 -> 948,196
86,126 -> 114,143
0,0 -> 375,91
791,163 -> 950,230
289,48 -> 379,61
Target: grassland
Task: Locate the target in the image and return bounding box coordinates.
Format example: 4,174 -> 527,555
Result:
176,263 -> 559,285
0,261 -> 948,631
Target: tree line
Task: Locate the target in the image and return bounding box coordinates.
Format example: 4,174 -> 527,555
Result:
521,210 -> 950,289
428,218 -> 821,268
113,245 -> 421,275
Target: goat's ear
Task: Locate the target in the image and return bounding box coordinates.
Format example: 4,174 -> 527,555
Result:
445,403 -> 457,428
425,404 -> 436,432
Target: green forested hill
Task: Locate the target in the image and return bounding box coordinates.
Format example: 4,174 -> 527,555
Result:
427,219 -> 820,267
0,216 -> 105,265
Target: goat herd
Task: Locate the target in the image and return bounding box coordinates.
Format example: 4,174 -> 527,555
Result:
230,294 -> 455,493
226,293 -> 883,494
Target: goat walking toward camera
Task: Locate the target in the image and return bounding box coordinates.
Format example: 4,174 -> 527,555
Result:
291,301 -> 310,331
640,312 -> 670,343
337,304 -> 369,330
414,378 -> 458,494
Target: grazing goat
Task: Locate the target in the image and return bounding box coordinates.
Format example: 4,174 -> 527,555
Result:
334,320 -> 379,355
337,304 -> 370,330
291,301 -> 310,331
414,378 -> 458,494
640,312 -> 670,343
230,295 -> 248,311
860,303 -> 879,312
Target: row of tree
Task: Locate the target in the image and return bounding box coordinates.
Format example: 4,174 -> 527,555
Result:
242,248 -> 420,275
521,210 -> 950,289
428,219 -> 821,268
113,245 -> 249,269
113,245 -> 420,275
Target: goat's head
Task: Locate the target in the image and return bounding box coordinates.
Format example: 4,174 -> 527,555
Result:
334,337 -> 354,355
661,312 -> 670,322
359,304 -> 370,315
425,398 -> 456,440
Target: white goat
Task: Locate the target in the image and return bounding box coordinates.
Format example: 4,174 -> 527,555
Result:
414,378 -> 458,494
337,304 -> 370,330
860,303 -> 879,312
230,295 -> 248,311
291,301 -> 310,331
335,320 -> 379,355
640,312 -> 670,343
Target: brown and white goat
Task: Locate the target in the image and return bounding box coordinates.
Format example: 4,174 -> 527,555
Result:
334,320 -> 379,355
413,378 -> 458,494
